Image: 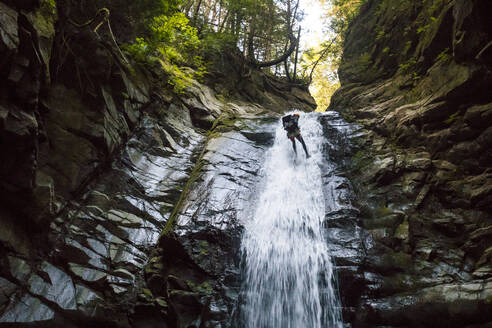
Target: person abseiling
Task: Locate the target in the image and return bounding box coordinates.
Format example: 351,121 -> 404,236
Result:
282,113 -> 310,158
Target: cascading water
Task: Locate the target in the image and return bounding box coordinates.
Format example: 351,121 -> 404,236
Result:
240,112 -> 343,328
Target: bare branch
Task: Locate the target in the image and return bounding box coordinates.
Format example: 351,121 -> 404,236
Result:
308,36 -> 337,83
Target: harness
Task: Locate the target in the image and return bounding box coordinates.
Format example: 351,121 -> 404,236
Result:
282,114 -> 300,140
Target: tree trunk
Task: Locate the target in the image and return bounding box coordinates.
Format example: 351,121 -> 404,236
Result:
249,0 -> 297,68
283,42 -> 291,81
192,0 -> 203,27
293,26 -> 301,81
250,31 -> 297,68
219,9 -> 230,33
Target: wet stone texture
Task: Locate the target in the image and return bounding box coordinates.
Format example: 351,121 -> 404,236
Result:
327,0 -> 492,326
0,51 -> 282,326
318,108 -> 492,328
318,112 -> 368,324
0,1 -> 320,326
324,120 -> 492,327
0,1 -> 291,325
0,99 -> 203,325
146,114 -> 277,328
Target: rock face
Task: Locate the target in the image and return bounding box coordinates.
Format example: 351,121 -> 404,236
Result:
145,114 -> 276,327
203,49 -> 317,113
0,1 -> 315,327
3,0 -> 490,326
329,0 -> 492,326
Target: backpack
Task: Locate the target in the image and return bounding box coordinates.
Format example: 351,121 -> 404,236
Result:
282,114 -> 299,129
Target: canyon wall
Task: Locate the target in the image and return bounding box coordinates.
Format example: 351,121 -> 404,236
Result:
0,1 -> 314,326
329,0 -> 492,326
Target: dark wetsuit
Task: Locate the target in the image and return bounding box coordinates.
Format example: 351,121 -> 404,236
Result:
282,114 -> 310,158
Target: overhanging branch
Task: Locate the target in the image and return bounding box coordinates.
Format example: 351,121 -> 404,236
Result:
249,30 -> 297,68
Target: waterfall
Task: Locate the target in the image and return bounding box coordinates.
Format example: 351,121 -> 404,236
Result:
240,112 -> 343,328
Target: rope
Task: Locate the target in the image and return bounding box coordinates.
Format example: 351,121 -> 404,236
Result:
68,8 -> 109,30
106,18 -> 129,65
68,8 -> 129,65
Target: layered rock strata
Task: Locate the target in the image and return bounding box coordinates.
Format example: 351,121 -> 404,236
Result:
329,0 -> 492,326
0,1 -> 315,327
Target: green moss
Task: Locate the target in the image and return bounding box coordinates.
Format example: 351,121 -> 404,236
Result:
352,150 -> 364,162
142,288 -> 153,297
416,24 -> 430,34
41,0 -> 56,15
216,93 -> 231,103
341,112 -> 356,123
357,52 -> 373,71
398,58 -> 417,73
389,252 -> 413,269
402,40 -> 412,56
155,297 -> 168,308
202,281 -> 213,293
186,280 -> 196,289
436,47 -> 451,62
168,289 -> 196,296
199,240 -> 209,255
376,206 -> 393,217
352,150 -> 372,172
186,280 -> 213,295
376,30 -> 388,41
160,114 -> 240,235
444,111 -> 460,124
206,130 -> 222,139
161,157 -> 205,235
394,219 -> 409,240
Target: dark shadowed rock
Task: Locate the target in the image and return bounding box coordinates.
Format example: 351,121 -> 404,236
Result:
328,0 -> 492,326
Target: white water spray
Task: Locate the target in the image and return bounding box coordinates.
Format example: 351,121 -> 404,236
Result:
240,113 -> 343,328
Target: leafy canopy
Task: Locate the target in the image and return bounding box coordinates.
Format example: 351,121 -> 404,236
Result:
123,4 -> 206,92
300,0 -> 366,110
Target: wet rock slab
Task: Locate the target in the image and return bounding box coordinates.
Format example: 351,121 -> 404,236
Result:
0,99 -> 203,325
148,114 -> 276,327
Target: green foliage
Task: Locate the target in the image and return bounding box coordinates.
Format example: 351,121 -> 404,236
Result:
300,0 -> 366,109
376,29 -> 389,41
436,48 -> 451,62
199,240 -> 209,255
329,0 -> 367,36
398,58 -> 417,73
376,206 -> 393,217
299,43 -> 340,110
375,0 -> 413,17
352,149 -> 371,171
416,24 -> 430,34
124,13 -> 206,92
127,0 -> 182,25
444,111 -> 460,124
42,0 -> 56,10
200,31 -> 237,57
358,52 -> 372,70
186,280 -> 213,295
40,0 -> 56,15
402,40 -> 413,56
414,0 -> 447,39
